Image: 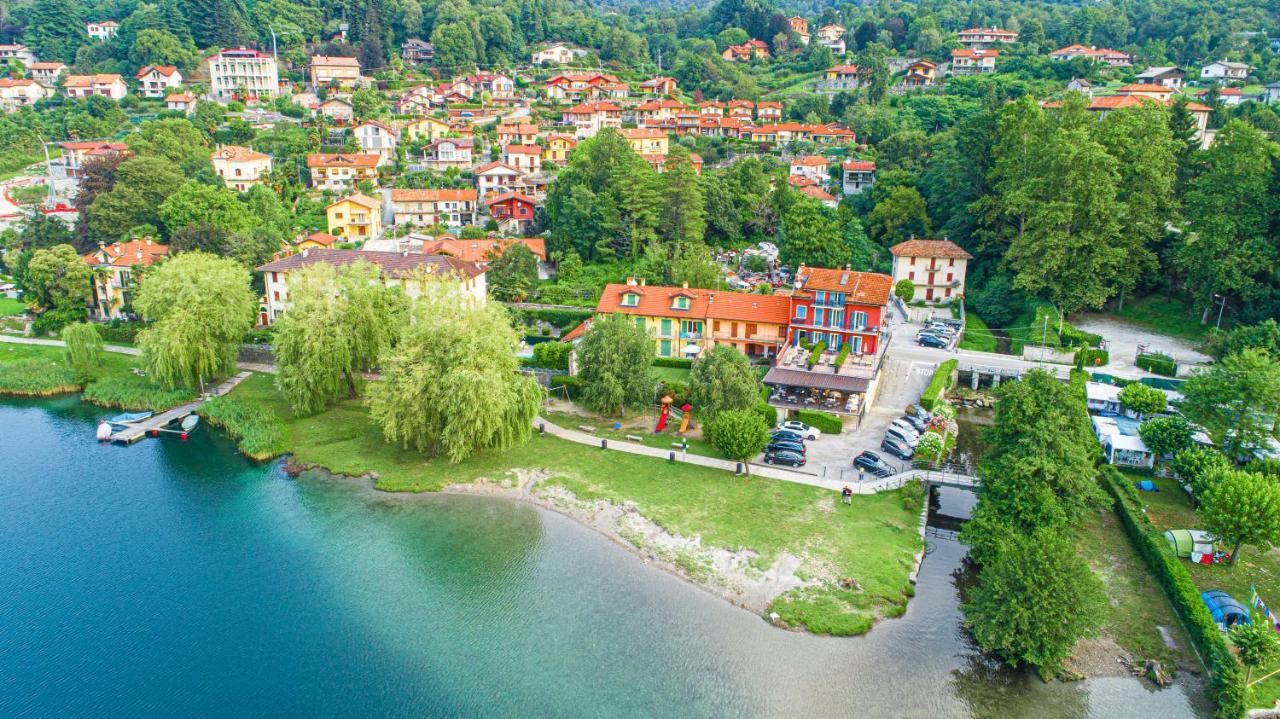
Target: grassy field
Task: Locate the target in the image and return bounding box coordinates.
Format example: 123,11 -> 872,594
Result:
0,298 -> 27,317
958,312 -> 998,353
542,407 -> 718,458
0,344 -> 191,410
651,365 -> 692,384
1110,296 -> 1214,343
1075,505 -> 1196,671
1125,469 -> 1280,707
207,372 -> 923,636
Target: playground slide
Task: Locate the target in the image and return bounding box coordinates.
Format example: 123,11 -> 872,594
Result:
656,404 -> 670,432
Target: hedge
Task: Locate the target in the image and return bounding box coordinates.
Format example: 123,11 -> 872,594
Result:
1137,352 -> 1177,377
1099,467 -> 1245,719
519,307 -> 594,330
806,339 -> 828,368
1060,323 -> 1103,348
653,357 -> 693,369
1076,348 -> 1110,368
920,359 -> 958,411
834,342 -> 851,369
754,402 -> 777,428
795,409 -> 843,434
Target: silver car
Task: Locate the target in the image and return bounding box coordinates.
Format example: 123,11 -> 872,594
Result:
885,424 -> 919,447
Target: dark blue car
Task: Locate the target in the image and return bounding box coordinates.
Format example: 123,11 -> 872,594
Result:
766,440 -> 806,456
917,333 -> 948,349
881,438 -> 914,460
764,450 -> 806,467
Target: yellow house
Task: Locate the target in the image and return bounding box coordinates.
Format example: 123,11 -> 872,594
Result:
326,193 -> 382,241
395,116 -> 451,143
619,128 -> 669,156
543,134 -> 577,164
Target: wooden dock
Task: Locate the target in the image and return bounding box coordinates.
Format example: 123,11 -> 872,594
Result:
110,372 -> 252,444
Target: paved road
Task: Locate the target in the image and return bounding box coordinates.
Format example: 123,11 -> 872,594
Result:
1071,313 -> 1211,375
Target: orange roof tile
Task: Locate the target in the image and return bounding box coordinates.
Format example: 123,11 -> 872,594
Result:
794,267 -> 893,305
83,239 -> 169,267
889,239 -> 972,260
390,188 -> 477,202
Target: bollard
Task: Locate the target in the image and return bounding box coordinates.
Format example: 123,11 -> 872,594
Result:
601,439 -> 607,451
669,451 -> 675,463
736,462 -> 743,475
539,422 -> 545,434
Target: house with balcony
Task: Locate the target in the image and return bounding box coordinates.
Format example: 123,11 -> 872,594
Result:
390,188 -> 478,228
620,128 -> 669,156
1201,60 -> 1250,82
484,192 -> 537,234
306,152 -> 380,191
319,97 -> 354,122
638,76 -> 677,96
309,55 -> 362,89
889,238 -> 970,303
562,101 -> 622,138
497,123 -> 540,146
86,21 -> 119,41
1134,66 -> 1185,89
83,238 -> 169,320
0,79 -> 53,111
422,137 -> 473,169
761,266 -> 894,420
957,27 -> 1017,47
502,144 -> 543,174
543,134 -> 577,164
402,39 -> 433,65
28,61 -> 66,85
0,44 -> 37,66
206,48 -> 279,100
950,48 -> 998,75
63,74 -> 127,99
841,160 -> 875,195
532,42 -> 586,65
135,65 -> 182,98
789,155 -> 829,186
352,120 -> 398,165
211,145 -> 272,191
326,193 -> 382,241
474,161 -> 523,198
395,116 -> 450,143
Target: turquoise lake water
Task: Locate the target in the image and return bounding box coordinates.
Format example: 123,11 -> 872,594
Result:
0,397 -> 1211,718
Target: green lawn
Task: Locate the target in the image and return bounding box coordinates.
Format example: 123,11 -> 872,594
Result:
209,371 -> 923,636
651,365 -> 692,384
1075,505 -> 1196,671
542,408 -> 718,458
959,312 -> 998,353
0,297 -> 27,317
1110,296 -> 1214,343
1126,469 -> 1280,707
0,344 -> 193,410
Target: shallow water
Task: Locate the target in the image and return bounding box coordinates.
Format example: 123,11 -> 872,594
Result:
0,397 -> 1210,718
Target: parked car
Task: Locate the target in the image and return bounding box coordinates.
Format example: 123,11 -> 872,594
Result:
917,333 -> 948,349
907,404 -> 932,421
926,322 -> 956,336
885,424 -> 920,447
853,451 -> 895,477
888,418 -> 921,442
771,429 -> 805,444
900,414 -> 929,433
764,450 -> 807,467
766,440 -> 806,456
881,438 -> 914,460
776,420 -> 821,440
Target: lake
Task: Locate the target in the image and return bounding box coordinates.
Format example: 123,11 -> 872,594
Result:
0,397 -> 1210,718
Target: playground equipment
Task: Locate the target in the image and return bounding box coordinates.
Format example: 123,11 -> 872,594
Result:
657,395 -> 673,432
678,403 -> 692,434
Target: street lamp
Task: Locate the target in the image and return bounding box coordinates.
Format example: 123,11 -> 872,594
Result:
1213,293 -> 1227,331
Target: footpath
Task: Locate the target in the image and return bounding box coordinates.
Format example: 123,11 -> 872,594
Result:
2,334 -> 914,496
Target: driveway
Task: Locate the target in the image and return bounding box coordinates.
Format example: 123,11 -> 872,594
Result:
1071,313 -> 1212,374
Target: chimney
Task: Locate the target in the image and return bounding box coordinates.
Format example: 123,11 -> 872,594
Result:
639,277 -> 647,286
301,248 -> 309,258
681,281 -> 688,289
626,276 -> 636,286
845,263 -> 851,271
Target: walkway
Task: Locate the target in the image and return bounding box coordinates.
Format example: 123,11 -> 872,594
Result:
535,416 -> 915,495
109,372 -> 252,443
0,335 -> 279,373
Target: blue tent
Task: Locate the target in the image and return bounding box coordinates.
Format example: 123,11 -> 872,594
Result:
1202,590 -> 1252,629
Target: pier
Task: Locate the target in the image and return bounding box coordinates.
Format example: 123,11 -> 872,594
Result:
110,372 -> 252,444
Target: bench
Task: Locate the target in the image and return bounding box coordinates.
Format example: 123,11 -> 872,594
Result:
625,434 -> 644,442
577,425 -> 596,433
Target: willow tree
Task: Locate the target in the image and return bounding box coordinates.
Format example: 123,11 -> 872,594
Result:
134,252 -> 256,391
61,322 -> 103,382
273,261 -> 407,415
366,278 -> 542,463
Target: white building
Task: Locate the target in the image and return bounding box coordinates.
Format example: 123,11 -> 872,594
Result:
1200,60 -> 1250,81
207,48 -> 279,101
86,21 -> 119,41
841,160 -> 875,195
0,44 -> 37,66
211,145 -> 273,192
390,188 -> 479,227
0,78 -> 53,111
788,156 -> 829,186
28,62 -> 66,85
255,248 -> 487,324
474,161 -> 522,198
888,238 -> 971,304
1092,415 -> 1155,468
532,42 -> 584,65
1134,66 -> 1185,89
135,65 -> 183,98
352,120 -> 398,165
63,74 -> 128,100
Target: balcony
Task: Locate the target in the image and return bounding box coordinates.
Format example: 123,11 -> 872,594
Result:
774,332 -> 890,381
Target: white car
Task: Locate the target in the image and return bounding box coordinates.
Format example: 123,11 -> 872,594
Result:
888,418 -> 921,442
776,420 -> 821,441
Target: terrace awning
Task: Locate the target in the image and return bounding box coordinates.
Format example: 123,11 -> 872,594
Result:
762,367 -> 870,393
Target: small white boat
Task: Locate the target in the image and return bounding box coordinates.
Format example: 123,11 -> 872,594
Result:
96,421 -> 113,441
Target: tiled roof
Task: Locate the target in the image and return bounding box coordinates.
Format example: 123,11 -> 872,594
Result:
483,192 -> 536,206
474,161 -> 521,175
503,144 -> 543,154
310,55 -> 361,67
256,248 -> 485,279
800,185 -> 836,202
889,239 -> 972,260
391,188 -> 477,202
594,283 -> 790,324
212,145 -> 270,162
619,128 -> 668,139
794,267 -> 893,305
423,237 -> 546,263
135,65 -> 179,77
1116,83 -> 1172,93
83,239 -> 169,267
842,160 -> 875,172
327,192 -> 380,210
63,73 -> 123,87
791,155 -> 827,167
300,232 -> 340,247
305,153 -> 380,168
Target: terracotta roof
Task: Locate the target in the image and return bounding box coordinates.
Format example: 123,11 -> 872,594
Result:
497,123 -> 539,134
29,62 -> 65,70
327,192 -> 380,210
620,128 -> 668,139
561,321 -> 588,342
503,144 -> 542,155
300,232 -> 340,247
756,101 -> 783,109
787,175 -> 816,188
165,92 -> 196,103
705,293 -> 790,324
310,55 -> 361,67
565,101 -> 621,113
423,237 -> 546,263
391,188 -> 477,202
256,248 -> 485,280
474,161 -> 521,175
595,283 -> 790,325
791,155 -> 828,167
483,192 -> 536,206
828,64 -> 860,74
83,239 -> 169,267
0,79 -> 41,88
800,185 -> 836,202
889,239 -> 972,260
60,140 -> 128,152
63,74 -> 123,87
794,267 -> 893,305
305,153 -> 380,168
952,48 -> 998,59
135,65 -> 179,78
842,160 -> 875,172
212,145 -> 270,163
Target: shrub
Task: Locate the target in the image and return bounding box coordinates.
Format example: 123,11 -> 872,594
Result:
795,409 -> 842,434
81,376 -> 194,412
900,479 -> 925,513
653,357 -> 693,369
1136,352 -> 1177,377
522,307 -> 593,330
834,342 -> 851,368
754,401 -> 777,428
197,395 -> 287,460
98,320 -> 148,344
1077,348 -> 1109,367
530,341 -> 571,370
705,408 -> 771,462
659,380 -> 689,405
915,431 -> 945,461
920,359 -> 958,410
1059,323 -> 1103,348
894,278 -> 915,303
1098,467 -> 1244,719
242,326 -> 275,345
806,339 -> 828,368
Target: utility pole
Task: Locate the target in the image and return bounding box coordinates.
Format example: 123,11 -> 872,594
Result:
1214,293 -> 1226,331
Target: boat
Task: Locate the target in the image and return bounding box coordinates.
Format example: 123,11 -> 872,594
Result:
180,415 -> 199,432
96,421 -> 113,441
108,411 -> 153,425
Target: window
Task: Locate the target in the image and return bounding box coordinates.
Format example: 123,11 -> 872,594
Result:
635,317 -> 645,330
949,258 -> 955,267
908,271 -> 914,281
621,292 -> 639,307
659,339 -> 672,357
851,311 -> 867,329
910,257 -> 916,266
946,273 -> 953,282
814,308 -> 824,326
660,319 -> 672,336
829,310 -> 843,329
672,296 -> 691,310
796,306 -> 807,320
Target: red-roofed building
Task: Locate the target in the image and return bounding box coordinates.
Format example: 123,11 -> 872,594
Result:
306,153 -> 380,190
786,266 -> 892,356
824,64 -> 862,90
756,100 -> 783,121
1049,44 -> 1132,68
422,236 -> 545,265
789,155 -> 829,185
502,144 -> 543,174
497,123 -> 540,146
83,238 -> 170,320
951,48 -> 998,75
638,76 -> 678,96
484,192 -> 537,234
957,27 -> 1018,47
390,188 -> 478,228
842,160 -> 876,195
563,102 -> 622,137
800,185 -> 837,208
722,39 -> 769,62
889,239 -> 972,303
164,92 -> 197,114
135,65 -> 182,98
297,232 -> 340,249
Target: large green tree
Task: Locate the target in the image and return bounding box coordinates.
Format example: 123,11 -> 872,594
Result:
158,181 -> 255,238
23,0 -> 86,62
24,244 -> 92,314
1200,470 -> 1280,565
576,312 -> 653,415
366,282 -> 542,463
706,408 -> 771,464
1180,349 -> 1280,457
659,145 -> 705,246
778,196 -> 851,269
274,261 -> 407,415
487,244 -> 540,302
134,252 -> 257,390
689,345 -> 758,419
87,157 -> 185,241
